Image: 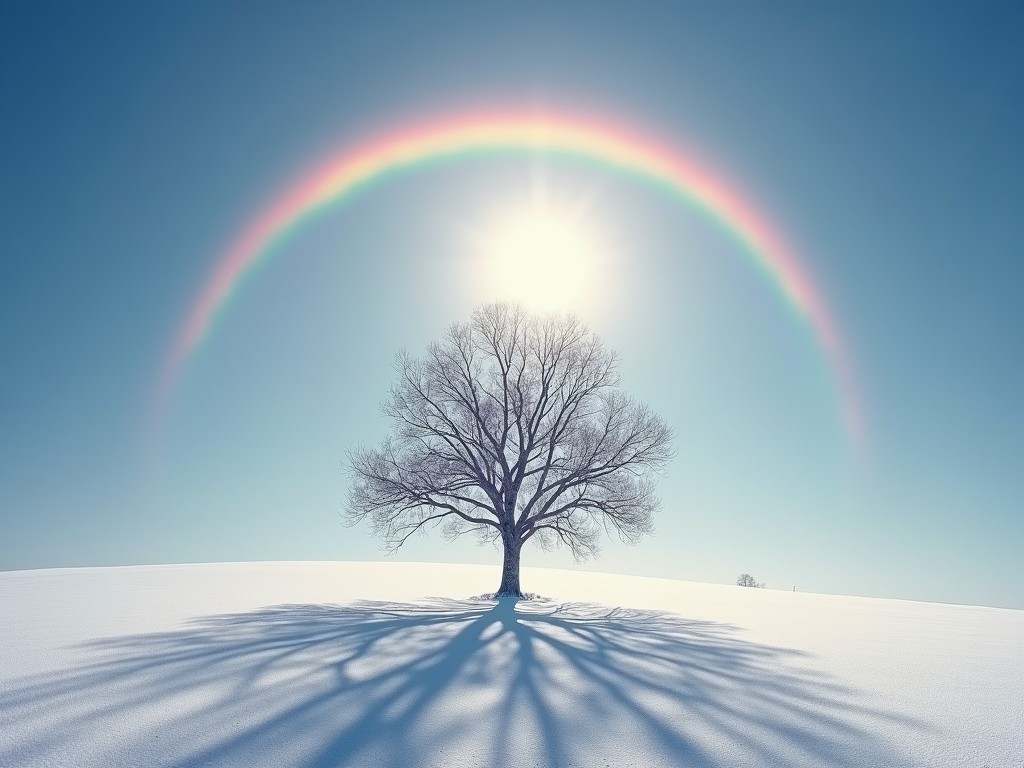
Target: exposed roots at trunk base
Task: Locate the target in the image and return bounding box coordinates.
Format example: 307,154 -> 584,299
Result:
472,591 -> 543,601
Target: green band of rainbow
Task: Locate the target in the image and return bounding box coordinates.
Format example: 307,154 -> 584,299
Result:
160,112 -> 863,443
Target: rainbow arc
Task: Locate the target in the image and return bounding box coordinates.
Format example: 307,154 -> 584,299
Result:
159,113 -> 863,445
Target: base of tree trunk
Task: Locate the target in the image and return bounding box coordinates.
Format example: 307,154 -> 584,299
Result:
494,588 -> 525,599
497,541 -> 523,599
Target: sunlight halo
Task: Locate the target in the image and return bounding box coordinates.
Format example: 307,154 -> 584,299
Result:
482,209 -> 596,312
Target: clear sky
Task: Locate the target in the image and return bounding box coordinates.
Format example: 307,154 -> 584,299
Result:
2,2 -> 1021,609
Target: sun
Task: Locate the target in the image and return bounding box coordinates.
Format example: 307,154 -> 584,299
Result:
484,210 -> 594,311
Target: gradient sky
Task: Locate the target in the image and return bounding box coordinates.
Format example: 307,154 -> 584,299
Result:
1,2 -> 1021,608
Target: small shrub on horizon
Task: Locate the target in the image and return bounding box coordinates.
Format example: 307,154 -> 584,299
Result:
736,573 -> 766,589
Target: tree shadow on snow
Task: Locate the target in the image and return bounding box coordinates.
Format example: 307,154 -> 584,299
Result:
0,597 -> 924,767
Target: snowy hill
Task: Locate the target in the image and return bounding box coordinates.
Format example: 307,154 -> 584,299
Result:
0,562 -> 1020,767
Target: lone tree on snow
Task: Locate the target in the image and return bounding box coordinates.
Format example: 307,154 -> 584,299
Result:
346,303 -> 674,597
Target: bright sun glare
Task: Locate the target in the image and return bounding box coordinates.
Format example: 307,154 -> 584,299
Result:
485,211 -> 594,311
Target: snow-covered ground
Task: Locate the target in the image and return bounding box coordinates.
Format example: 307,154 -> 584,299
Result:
0,562 -> 1020,767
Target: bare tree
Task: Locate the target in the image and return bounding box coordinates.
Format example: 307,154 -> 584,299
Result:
736,573 -> 765,588
346,303 -> 674,597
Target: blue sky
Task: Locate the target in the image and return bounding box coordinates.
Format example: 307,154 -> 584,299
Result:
1,2 -> 1021,608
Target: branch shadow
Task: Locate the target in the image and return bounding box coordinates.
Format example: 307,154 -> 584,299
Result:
0,598 -> 924,767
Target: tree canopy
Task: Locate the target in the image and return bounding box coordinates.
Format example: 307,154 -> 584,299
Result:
346,303 -> 674,596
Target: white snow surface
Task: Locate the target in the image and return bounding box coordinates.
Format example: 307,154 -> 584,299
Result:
0,562 -> 1020,767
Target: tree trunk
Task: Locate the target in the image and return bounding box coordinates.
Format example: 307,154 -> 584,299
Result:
496,537 -> 523,597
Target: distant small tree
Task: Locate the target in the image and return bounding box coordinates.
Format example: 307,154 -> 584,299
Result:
736,573 -> 765,588
346,303 -> 675,597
